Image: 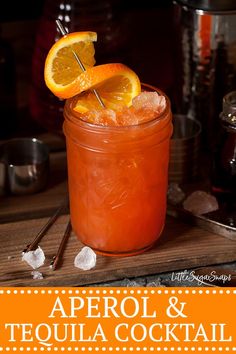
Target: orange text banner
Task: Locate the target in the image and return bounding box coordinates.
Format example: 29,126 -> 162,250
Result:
0,287 -> 235,352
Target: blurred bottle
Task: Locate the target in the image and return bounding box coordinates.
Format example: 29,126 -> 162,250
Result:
211,91 -> 236,201
0,26 -> 17,139
173,0 -> 236,151
30,0 -> 126,133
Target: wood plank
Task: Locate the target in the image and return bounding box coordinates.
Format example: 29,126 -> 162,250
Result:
0,215 -> 236,287
0,151 -> 68,223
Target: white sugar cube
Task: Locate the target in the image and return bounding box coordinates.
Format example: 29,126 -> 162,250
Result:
74,247 -> 96,271
22,246 -> 45,269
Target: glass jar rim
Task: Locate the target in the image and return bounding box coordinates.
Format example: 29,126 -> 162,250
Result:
63,83 -> 171,131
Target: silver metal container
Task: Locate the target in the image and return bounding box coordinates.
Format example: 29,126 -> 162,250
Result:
0,138 -> 49,195
169,115 -> 201,183
173,0 -> 236,150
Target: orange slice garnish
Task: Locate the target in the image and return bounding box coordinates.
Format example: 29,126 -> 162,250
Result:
44,31 -> 97,98
73,63 -> 141,113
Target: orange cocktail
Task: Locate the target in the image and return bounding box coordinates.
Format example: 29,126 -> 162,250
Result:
63,85 -> 172,256
44,31 -> 172,256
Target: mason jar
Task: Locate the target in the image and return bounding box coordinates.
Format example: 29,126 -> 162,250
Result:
63,84 -> 172,256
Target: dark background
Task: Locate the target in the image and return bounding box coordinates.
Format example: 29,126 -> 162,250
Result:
0,0 -> 171,22
0,0 -> 175,138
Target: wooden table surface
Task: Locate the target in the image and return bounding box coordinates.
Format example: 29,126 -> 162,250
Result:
1,214 -> 236,287
1,139 -> 236,287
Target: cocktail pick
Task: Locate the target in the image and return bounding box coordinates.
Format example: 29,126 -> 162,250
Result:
55,19 -> 105,108
22,198 -> 69,253
50,219 -> 72,270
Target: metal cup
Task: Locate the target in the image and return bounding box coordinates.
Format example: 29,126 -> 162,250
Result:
169,115 -> 202,183
0,138 -> 49,195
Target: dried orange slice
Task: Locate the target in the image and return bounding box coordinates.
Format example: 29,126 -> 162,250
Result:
73,63 -> 141,113
44,31 -> 97,98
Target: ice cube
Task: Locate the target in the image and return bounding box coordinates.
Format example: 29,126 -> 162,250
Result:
132,92 -> 166,112
183,191 -> 219,215
81,92 -> 166,126
31,271 -> 44,280
74,247 -> 96,271
22,246 -> 45,269
168,183 -> 185,205
132,108 -> 158,124
85,109 -> 118,126
116,107 -> 139,126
